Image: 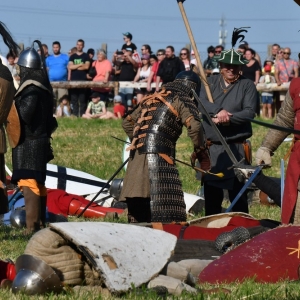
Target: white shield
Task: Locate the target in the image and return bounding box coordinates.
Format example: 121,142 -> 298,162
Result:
50,222 -> 177,293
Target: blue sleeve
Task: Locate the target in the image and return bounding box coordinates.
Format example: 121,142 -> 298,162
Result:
46,56 -> 50,68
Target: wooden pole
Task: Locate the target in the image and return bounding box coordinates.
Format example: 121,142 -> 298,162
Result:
177,0 -> 214,103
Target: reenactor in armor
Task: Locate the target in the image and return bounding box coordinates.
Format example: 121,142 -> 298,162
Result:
10,41 -> 56,233
0,22 -> 19,214
256,75 -> 300,224
119,70 -> 210,223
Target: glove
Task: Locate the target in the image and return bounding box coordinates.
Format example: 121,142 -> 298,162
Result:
234,167 -> 256,183
255,147 -> 272,166
190,148 -> 211,171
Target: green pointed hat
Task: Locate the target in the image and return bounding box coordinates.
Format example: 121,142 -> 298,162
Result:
217,27 -> 250,65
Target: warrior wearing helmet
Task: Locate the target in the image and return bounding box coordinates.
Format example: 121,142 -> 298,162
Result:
119,70 -> 210,223
11,41 -> 55,233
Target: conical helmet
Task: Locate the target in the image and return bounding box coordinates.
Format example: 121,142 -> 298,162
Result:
17,43 -> 42,69
12,254 -> 63,295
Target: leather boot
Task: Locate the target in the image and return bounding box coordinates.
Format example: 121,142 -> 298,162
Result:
40,196 -> 47,228
23,187 -> 41,234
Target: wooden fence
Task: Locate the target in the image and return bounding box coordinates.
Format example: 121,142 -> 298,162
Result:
50,81 -> 290,94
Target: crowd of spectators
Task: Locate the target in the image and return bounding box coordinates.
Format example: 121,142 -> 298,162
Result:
3,32 -> 298,120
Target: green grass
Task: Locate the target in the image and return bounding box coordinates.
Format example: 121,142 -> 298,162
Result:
1,116 -> 294,299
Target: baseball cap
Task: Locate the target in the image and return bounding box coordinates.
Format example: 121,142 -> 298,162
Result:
123,32 -> 133,40
265,56 -> 274,63
141,54 -> 150,60
264,65 -> 271,72
114,95 -> 122,103
90,92 -> 100,98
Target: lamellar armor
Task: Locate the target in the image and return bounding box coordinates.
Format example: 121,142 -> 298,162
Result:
126,72 -> 201,222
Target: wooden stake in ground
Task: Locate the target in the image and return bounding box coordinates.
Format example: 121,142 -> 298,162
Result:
177,0 -> 214,103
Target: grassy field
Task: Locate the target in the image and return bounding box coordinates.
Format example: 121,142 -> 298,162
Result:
1,116 -> 297,299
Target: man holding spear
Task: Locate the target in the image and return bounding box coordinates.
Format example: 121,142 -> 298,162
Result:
177,1 -> 257,215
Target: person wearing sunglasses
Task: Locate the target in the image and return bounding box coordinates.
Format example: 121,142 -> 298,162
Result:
271,43 -> 281,61
147,49 -> 165,92
155,45 -> 185,91
275,47 -> 298,107
140,44 -> 152,56
179,47 -> 191,71
121,32 -> 137,53
198,28 -> 257,216
203,45 -> 219,77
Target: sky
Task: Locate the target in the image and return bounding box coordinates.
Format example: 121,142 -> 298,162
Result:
1,0 -> 300,62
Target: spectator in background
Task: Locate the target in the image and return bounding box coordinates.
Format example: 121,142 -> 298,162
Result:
82,92 -> 106,119
155,46 -> 185,91
133,54 -> 151,104
112,50 -> 124,81
6,51 -> 19,81
46,41 -> 69,112
141,44 -> 152,56
115,48 -> 138,110
149,54 -> 157,66
214,45 -> 224,55
87,48 -> 95,62
274,47 -> 284,113
242,48 -> 261,85
190,50 -> 196,65
6,51 -> 19,89
37,44 -> 49,58
271,43 -> 281,62
86,48 -> 95,81
68,39 -> 90,117
203,45 -> 218,77
147,49 -> 165,92
262,56 -> 275,75
121,32 -> 137,53
259,65 -> 275,119
100,95 -> 126,119
90,49 -> 112,104
275,47 -> 298,107
179,47 -> 191,71
275,48 -> 284,63
239,41 -> 261,66
56,94 -> 71,118
68,47 -> 77,57
241,48 -> 261,116
237,44 -> 247,55
112,95 -> 126,118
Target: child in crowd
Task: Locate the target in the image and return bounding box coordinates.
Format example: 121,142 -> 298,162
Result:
262,57 -> 275,75
82,92 -> 106,119
259,65 -> 276,119
55,95 -> 71,117
100,95 -> 126,119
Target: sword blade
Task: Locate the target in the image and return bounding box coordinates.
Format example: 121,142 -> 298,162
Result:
242,117 -> 300,135
192,89 -> 239,166
225,165 -> 263,212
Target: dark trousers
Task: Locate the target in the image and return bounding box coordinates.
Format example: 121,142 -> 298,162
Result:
69,88 -> 87,117
204,178 -> 249,216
